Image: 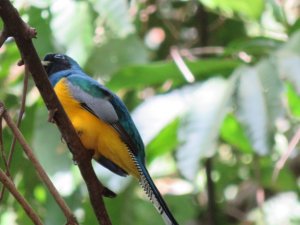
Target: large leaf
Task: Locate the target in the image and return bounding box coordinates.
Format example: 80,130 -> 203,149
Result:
132,87 -> 187,145
199,0 -> 264,20
107,59 -> 241,90
220,114 -> 254,154
176,76 -> 237,180
227,37 -> 283,58
146,118 -> 180,162
286,83 -> 300,118
236,59 -> 283,155
50,0 -> 93,65
133,76 -> 237,180
91,0 -> 134,38
32,106 -> 72,175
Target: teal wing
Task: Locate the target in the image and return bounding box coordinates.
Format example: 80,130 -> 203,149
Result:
66,74 -> 145,160
66,74 -> 178,225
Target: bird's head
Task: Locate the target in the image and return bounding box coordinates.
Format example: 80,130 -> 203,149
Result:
42,53 -> 80,76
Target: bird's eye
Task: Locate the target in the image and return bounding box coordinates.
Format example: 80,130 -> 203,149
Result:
54,54 -> 65,60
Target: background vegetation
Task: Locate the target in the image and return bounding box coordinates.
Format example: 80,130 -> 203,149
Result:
1,0 -> 300,224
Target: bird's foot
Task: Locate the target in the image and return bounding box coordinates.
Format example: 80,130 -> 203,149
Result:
48,108 -> 58,123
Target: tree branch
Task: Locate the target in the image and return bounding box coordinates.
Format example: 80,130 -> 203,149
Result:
0,103 -> 78,225
0,64 -> 30,200
0,0 -> 112,224
0,115 -> 10,177
205,158 -> 217,225
0,168 -> 43,225
0,27 -> 8,47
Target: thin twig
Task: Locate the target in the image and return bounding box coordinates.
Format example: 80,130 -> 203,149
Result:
273,127 -> 300,181
8,65 -> 29,164
170,46 -> 195,83
0,168 -> 43,225
0,116 -> 10,175
0,64 -> 30,200
0,103 -> 78,225
0,107 -> 10,203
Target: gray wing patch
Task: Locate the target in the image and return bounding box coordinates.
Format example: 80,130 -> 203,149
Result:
67,80 -> 119,123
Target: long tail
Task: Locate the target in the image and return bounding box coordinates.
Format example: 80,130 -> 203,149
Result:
138,164 -> 179,225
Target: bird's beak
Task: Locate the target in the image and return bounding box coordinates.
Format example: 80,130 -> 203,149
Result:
41,60 -> 51,66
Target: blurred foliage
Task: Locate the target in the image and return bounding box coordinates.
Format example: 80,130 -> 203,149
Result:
1,0 -> 300,225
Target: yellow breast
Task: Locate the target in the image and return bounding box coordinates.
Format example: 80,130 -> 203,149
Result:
54,78 -> 139,177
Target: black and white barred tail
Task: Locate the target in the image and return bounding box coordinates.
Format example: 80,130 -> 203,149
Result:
126,146 -> 178,225
138,165 -> 179,225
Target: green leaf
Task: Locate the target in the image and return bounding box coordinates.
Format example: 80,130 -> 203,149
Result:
236,59 -> 283,155
259,157 -> 297,191
289,18 -> 300,35
0,43 -> 19,81
50,0 -> 93,65
132,87 -> 187,145
220,114 -> 254,154
146,118 -> 180,162
32,106 -> 72,175
91,0 -> 134,38
103,182 -> 162,225
177,76 -> 237,180
227,37 -> 283,58
199,0 -> 264,20
107,59 -> 241,90
28,7 -> 54,56
286,83 -> 300,118
86,34 -> 148,77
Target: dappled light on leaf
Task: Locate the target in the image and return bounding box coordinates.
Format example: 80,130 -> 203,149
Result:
177,77 -> 237,180
236,59 -> 283,155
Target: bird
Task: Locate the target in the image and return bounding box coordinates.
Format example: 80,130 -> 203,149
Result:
42,53 -> 179,225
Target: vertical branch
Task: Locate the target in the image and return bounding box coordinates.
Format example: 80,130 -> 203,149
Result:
0,64 -> 30,200
7,63 -> 29,163
196,4 -> 217,225
0,115 -> 10,176
0,108 -> 10,203
196,3 -> 209,47
205,158 -> 217,225
0,168 -> 43,225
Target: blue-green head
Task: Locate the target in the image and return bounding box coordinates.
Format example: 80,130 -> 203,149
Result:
42,53 -> 82,86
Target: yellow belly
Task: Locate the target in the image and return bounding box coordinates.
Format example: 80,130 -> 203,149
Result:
54,78 -> 139,177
